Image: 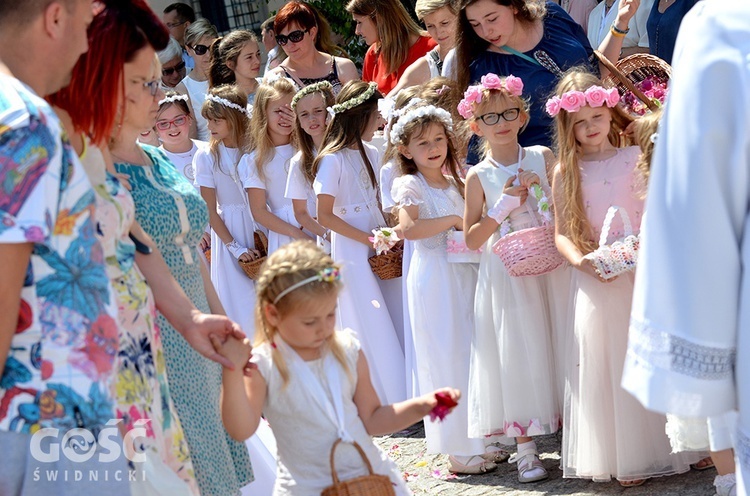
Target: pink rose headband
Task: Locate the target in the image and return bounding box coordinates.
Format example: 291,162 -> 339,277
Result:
457,73 -> 524,120
545,86 -> 620,117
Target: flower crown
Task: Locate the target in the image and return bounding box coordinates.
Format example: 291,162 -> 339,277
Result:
380,97 -> 424,142
159,94 -> 189,106
390,104 -> 453,145
264,71 -> 295,87
205,94 -> 250,117
327,82 -> 378,119
458,73 -> 524,120
545,85 -> 620,117
291,81 -> 334,110
272,267 -> 341,304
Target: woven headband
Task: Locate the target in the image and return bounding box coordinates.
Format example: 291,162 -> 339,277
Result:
205,94 -> 249,116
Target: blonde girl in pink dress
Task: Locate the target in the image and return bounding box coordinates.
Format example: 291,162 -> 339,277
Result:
549,70 -> 694,486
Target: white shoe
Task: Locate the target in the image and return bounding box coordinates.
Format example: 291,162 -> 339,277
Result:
509,450 -> 548,483
714,474 -> 737,496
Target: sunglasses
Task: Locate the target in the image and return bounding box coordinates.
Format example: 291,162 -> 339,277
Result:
275,29 -> 309,46
155,114 -> 189,131
162,61 -> 186,77
191,44 -> 210,56
143,80 -> 161,97
476,108 -> 520,125
165,20 -> 187,29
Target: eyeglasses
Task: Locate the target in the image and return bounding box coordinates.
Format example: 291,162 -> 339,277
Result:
155,114 -> 189,130
275,29 -> 309,46
143,80 -> 161,97
191,44 -> 210,56
165,20 -> 187,29
476,108 -> 520,125
162,61 -> 186,77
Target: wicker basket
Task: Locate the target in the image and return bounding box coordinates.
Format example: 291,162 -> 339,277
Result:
321,439 -> 396,496
595,51 -> 671,115
368,241 -> 403,280
492,224 -> 564,277
238,231 -> 269,280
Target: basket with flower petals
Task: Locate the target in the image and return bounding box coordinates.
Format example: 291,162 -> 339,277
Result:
367,227 -> 403,280
595,51 -> 671,117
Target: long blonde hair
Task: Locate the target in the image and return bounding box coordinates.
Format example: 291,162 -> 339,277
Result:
552,69 -> 632,254
346,0 -> 426,74
201,85 -> 250,172
631,108 -> 663,196
247,77 -> 298,180
292,84 -> 336,186
254,241 -> 350,387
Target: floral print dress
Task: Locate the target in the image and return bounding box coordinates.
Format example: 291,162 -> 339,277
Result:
115,145 -> 254,496
81,143 -> 198,494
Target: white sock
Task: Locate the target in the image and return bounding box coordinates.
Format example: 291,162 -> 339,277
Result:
517,440 -> 537,455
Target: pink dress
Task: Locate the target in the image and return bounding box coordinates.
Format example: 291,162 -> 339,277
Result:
561,146 -> 693,481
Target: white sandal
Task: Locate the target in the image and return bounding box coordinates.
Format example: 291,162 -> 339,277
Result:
448,455 -> 497,475
714,474 -> 737,496
509,448 -> 548,483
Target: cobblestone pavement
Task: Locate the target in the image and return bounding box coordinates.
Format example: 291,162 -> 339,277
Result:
374,423 -> 716,496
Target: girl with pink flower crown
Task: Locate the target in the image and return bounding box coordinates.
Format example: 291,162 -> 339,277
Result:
549,70 -> 695,486
462,73 -> 568,484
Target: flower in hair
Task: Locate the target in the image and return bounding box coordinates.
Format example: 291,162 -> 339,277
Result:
327,82 -> 378,117
291,81 -> 334,110
272,266 -> 342,304
457,74 -> 525,120
159,94 -> 189,106
545,85 -> 620,116
378,97 -> 396,121
206,94 -> 250,116
264,72 -> 294,86
389,105 -> 453,145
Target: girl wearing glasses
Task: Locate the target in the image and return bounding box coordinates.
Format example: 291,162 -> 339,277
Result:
461,74 -> 565,484
176,19 -> 218,141
156,91 -> 207,187
265,1 -> 359,96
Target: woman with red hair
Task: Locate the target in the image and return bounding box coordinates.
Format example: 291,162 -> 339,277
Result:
49,1 -> 255,494
265,1 -> 359,95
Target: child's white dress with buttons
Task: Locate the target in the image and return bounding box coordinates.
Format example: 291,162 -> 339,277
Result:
250,331 -> 410,496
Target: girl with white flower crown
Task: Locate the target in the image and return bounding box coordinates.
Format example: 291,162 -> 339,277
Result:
549,69 -> 695,485
240,77 -> 313,255
213,241 -> 459,496
462,73 -> 565,483
391,102 -> 503,475
313,80 -> 407,405
194,84 -> 260,336
285,81 -> 336,254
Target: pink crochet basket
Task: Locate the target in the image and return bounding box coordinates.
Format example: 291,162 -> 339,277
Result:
492,224 -> 564,277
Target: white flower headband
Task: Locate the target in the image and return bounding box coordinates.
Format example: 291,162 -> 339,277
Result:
205,94 -> 250,117
389,104 -> 453,145
264,72 -> 295,87
291,81 -> 334,110
158,94 -> 189,106
380,97 -> 424,142
327,81 -> 379,119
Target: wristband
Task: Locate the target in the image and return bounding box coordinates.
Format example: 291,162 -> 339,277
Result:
226,240 -> 248,259
610,24 -> 629,37
487,194 -> 522,224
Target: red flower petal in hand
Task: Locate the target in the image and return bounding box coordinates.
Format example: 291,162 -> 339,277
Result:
429,391 -> 458,422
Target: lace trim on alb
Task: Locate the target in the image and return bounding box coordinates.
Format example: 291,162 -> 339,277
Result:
628,317 -> 735,380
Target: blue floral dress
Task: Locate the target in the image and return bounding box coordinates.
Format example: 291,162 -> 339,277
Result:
114,145 -> 253,495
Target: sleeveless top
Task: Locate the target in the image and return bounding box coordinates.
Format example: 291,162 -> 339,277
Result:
282,56 -> 343,95
182,76 -> 210,141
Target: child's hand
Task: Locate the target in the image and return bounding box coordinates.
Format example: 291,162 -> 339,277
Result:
452,215 -> 464,231
502,175 -> 529,204
200,232 -> 211,251
210,334 -> 253,371
238,251 -> 254,263
577,257 -> 617,283
276,104 -> 296,128
517,168 -> 540,189
425,387 -> 461,422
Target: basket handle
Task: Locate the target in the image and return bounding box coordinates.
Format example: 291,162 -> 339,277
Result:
599,206 -> 633,247
594,50 -> 660,113
329,438 -> 376,485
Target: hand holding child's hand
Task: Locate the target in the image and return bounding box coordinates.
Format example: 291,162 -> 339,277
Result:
210,334 -> 253,371
502,176 -> 528,204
